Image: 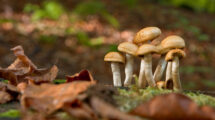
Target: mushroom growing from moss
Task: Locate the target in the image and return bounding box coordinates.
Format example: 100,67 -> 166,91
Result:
133,27 -> 161,88
156,81 -> 166,89
118,42 -> 138,86
165,49 -> 186,91
136,44 -> 158,87
154,35 -> 185,84
104,52 -> 125,87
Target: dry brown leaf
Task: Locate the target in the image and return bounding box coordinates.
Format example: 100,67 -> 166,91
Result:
90,96 -> 140,120
0,91 -> 12,104
21,81 -> 95,114
130,93 -> 215,120
26,65 -> 58,84
0,46 -> 58,85
0,82 -> 19,104
66,70 -> 94,82
64,99 -> 98,120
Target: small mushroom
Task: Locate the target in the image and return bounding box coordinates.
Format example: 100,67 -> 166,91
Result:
154,35 -> 185,83
165,49 -> 186,91
136,44 -> 158,87
133,27 -> 161,45
156,81 -> 165,89
118,42 -> 138,86
104,52 -> 125,87
133,27 -> 161,88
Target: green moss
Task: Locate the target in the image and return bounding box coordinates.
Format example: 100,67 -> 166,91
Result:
115,87 -> 215,112
53,79 -> 66,84
0,109 -> 20,118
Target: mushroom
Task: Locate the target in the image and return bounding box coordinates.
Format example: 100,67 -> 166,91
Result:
156,35 -> 185,86
133,27 -> 161,88
136,44 -> 158,87
118,42 -> 138,86
133,27 -> 161,45
104,52 -> 125,87
156,81 -> 165,89
165,49 -> 186,91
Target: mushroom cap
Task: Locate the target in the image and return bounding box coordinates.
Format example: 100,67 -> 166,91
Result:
165,49 -> 186,61
156,81 -> 165,89
160,35 -> 185,54
118,42 -> 138,55
133,27 -> 161,44
104,52 -> 125,63
136,44 -> 158,57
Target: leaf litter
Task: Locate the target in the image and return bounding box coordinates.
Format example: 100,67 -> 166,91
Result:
1,45 -> 215,120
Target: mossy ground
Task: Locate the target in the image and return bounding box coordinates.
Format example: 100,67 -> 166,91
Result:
115,86 -> 215,112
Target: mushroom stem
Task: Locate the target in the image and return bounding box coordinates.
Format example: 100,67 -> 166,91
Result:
138,59 -> 147,88
111,62 -> 122,87
172,56 -> 182,91
124,54 -> 134,86
144,54 -> 156,87
166,61 -> 172,81
153,55 -> 167,82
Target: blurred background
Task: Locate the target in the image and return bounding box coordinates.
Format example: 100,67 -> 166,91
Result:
0,0 -> 214,90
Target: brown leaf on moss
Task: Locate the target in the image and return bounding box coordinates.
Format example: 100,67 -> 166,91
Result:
130,93 -> 215,120
0,91 -> 12,104
66,70 -> 94,83
21,81 -> 95,114
91,97 -> 140,120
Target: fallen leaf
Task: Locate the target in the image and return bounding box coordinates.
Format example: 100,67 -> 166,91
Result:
66,70 -> 94,82
0,91 -> 12,104
21,81 -> 95,114
90,96 -> 140,120
0,46 -> 58,85
64,99 -> 98,120
130,93 -> 215,120
25,65 -> 58,84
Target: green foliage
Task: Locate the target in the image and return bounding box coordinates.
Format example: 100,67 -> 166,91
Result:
0,109 -> 20,118
53,79 -> 66,84
107,44 -> 118,52
24,1 -> 64,21
39,35 -> 57,44
180,65 -> 213,74
76,31 -> 104,48
159,0 -> 215,13
73,1 -> 119,28
200,79 -> 215,88
120,0 -> 139,8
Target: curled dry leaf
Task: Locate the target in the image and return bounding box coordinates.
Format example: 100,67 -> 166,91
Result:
21,81 -> 95,114
0,82 -> 19,104
0,45 -> 58,85
63,99 -> 98,120
26,65 -> 58,84
66,70 -> 94,82
130,93 -> 215,120
0,91 -> 12,104
90,97 -> 140,120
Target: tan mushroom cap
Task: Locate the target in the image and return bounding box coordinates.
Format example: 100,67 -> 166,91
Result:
156,81 -> 165,89
118,42 -> 138,56
133,27 -> 161,44
165,49 -> 186,61
104,52 -> 125,63
160,35 -> 185,54
136,44 -> 158,57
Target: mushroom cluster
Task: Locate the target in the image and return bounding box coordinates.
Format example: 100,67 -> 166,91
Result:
104,27 -> 186,91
